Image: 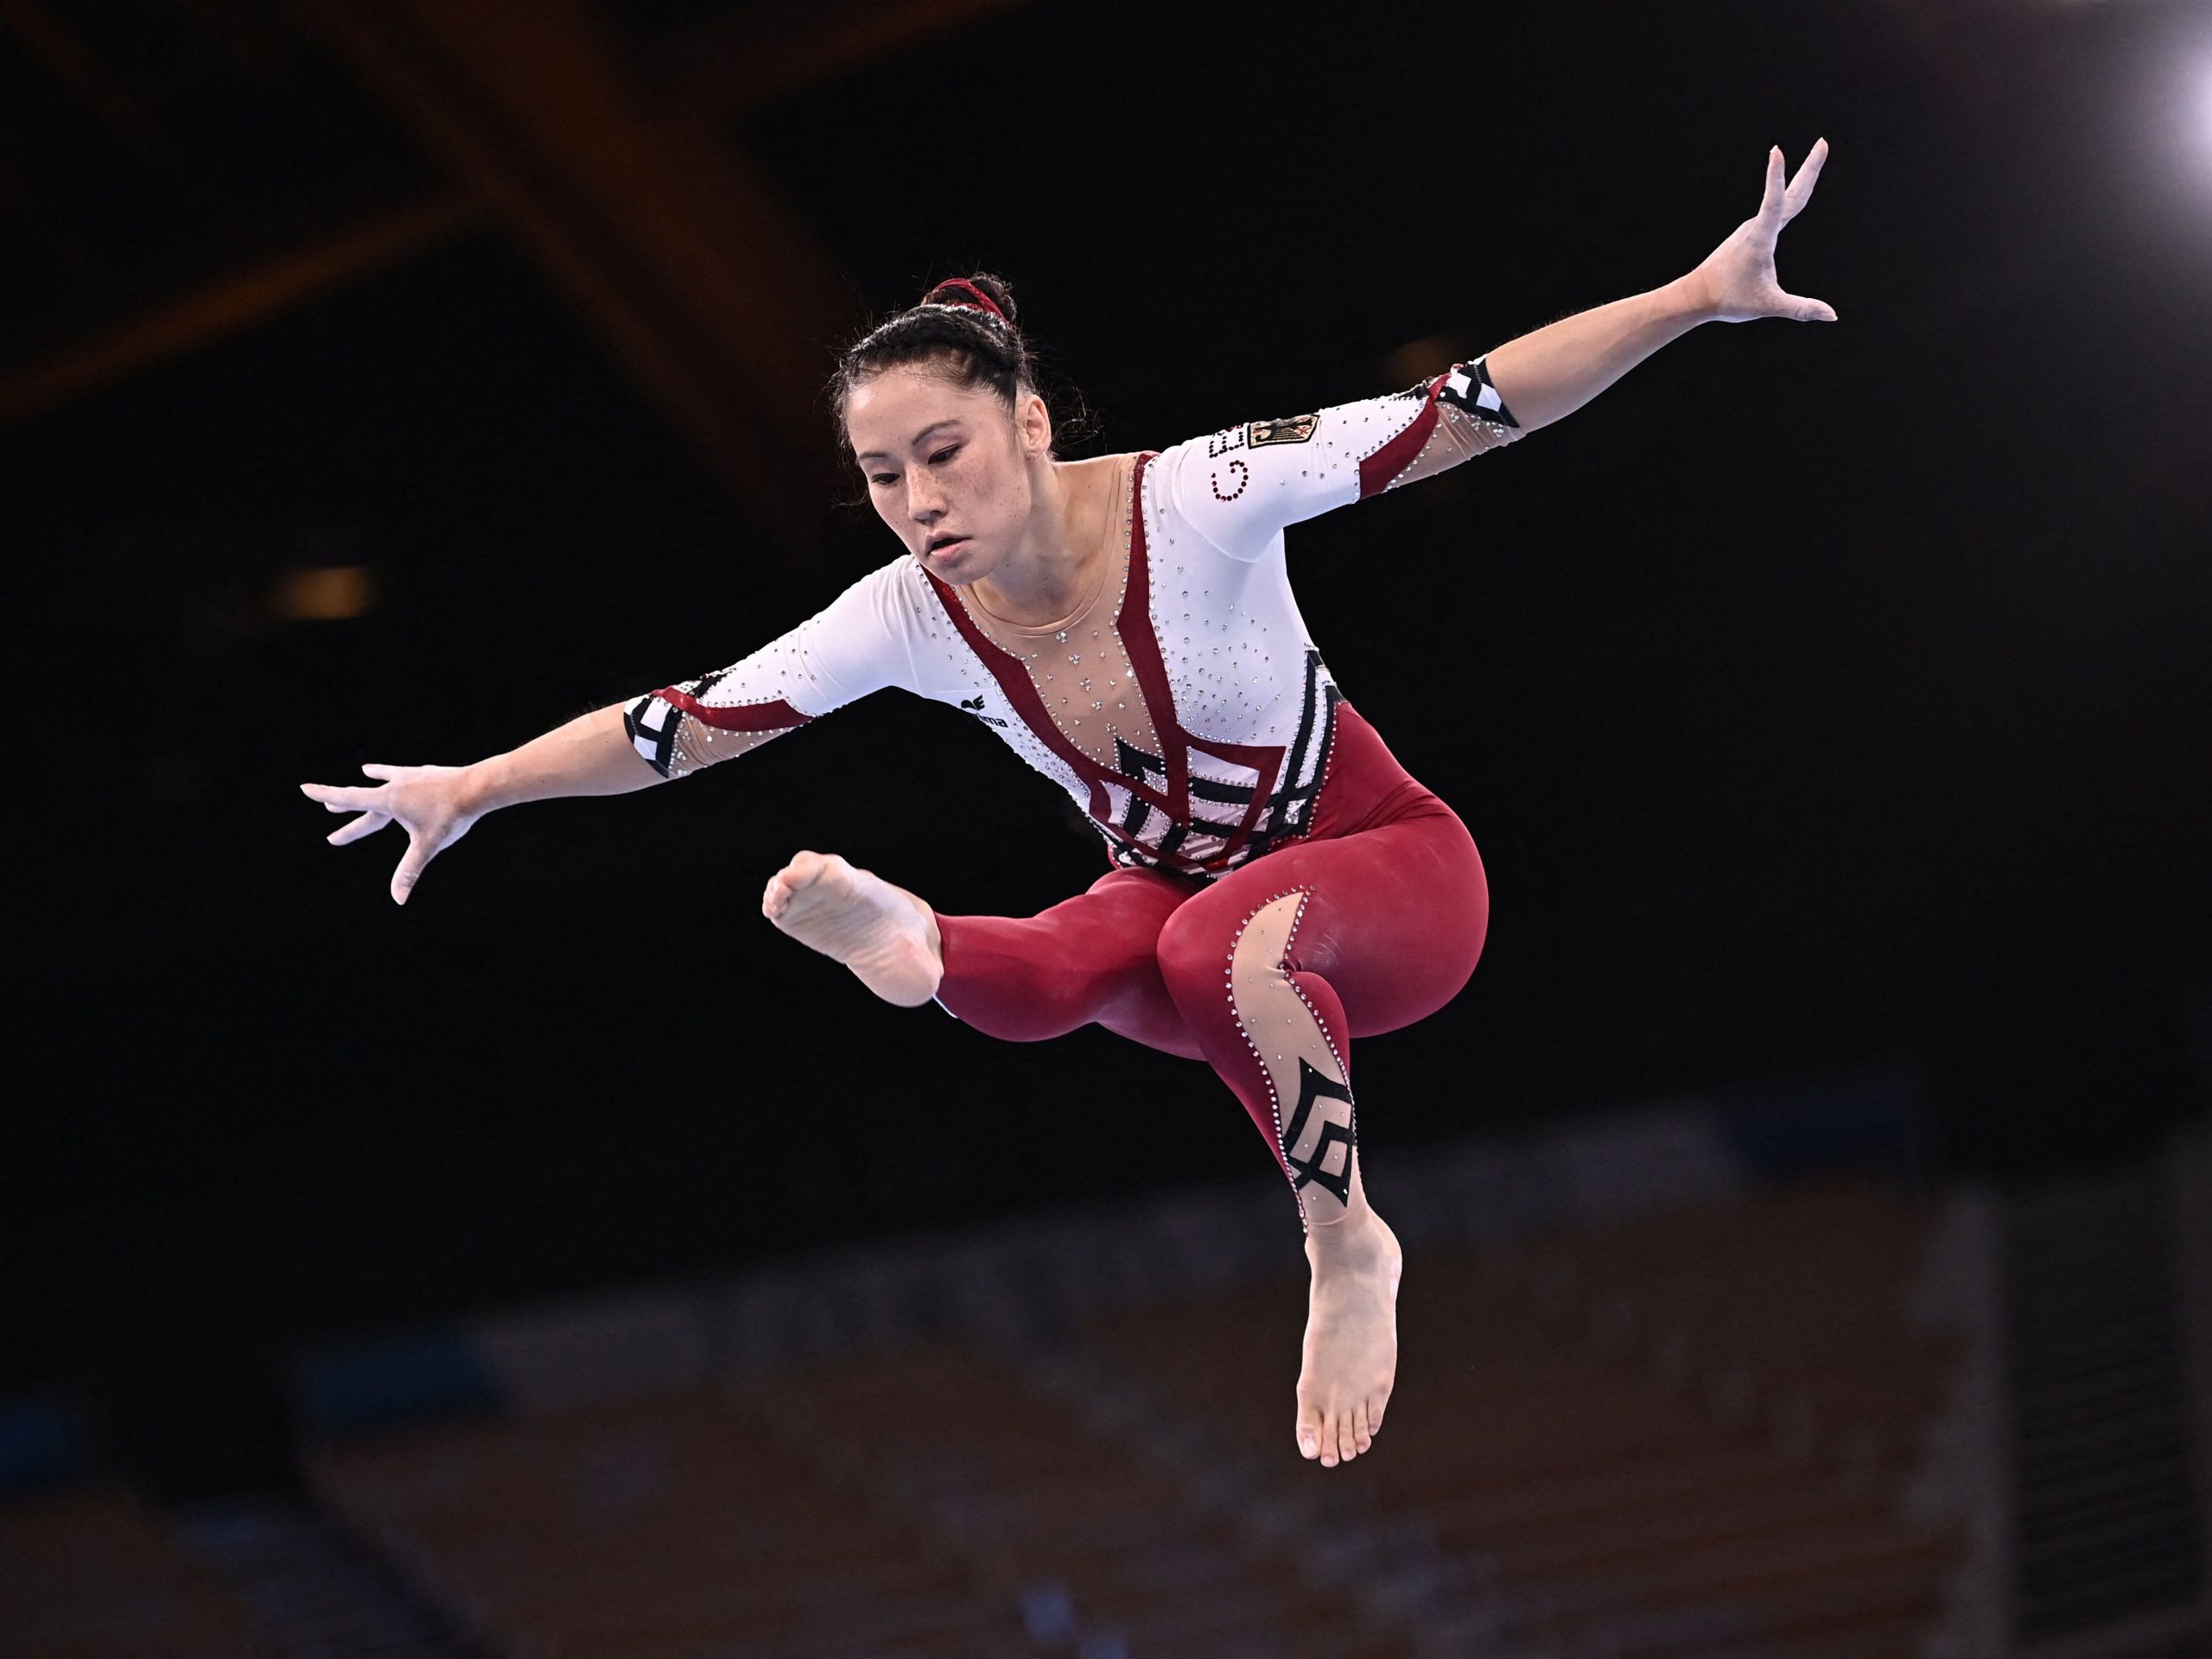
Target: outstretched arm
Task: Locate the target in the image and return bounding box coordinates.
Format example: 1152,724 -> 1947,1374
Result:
300,703 -> 661,906
473,704 -> 668,808
1484,140 -> 1834,432
301,561 -> 912,906
1155,143 -> 1836,563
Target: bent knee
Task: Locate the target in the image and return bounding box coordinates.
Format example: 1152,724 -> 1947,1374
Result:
1154,898 -> 1238,1009
1154,887 -> 1316,1018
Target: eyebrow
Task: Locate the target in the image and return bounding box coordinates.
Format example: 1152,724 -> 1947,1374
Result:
853,418 -> 965,463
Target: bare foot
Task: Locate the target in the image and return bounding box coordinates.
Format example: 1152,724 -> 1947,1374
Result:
1295,1207 -> 1401,1467
761,850 -> 944,1007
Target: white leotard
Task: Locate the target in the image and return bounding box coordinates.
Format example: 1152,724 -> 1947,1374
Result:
624,359 -> 1521,879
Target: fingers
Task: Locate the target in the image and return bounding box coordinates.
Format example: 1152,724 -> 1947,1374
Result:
1783,136 -> 1828,221
327,810 -> 391,846
302,771 -> 442,899
301,782 -> 374,812
1759,137 -> 1830,222
391,830 -> 435,906
1778,289 -> 1838,322
1758,143 -> 1786,221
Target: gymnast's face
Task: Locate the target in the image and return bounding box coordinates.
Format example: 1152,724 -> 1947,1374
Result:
847,364 -> 1051,584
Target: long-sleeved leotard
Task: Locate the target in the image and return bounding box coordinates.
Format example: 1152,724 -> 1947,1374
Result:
622,359 -> 1521,1221
624,357 -> 1519,879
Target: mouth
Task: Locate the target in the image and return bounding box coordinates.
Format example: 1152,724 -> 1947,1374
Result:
925,536 -> 970,558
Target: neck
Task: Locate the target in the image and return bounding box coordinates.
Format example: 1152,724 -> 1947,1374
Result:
970,455 -> 1113,626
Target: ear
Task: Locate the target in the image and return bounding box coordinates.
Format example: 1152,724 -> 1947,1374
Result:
1016,389 -> 1052,458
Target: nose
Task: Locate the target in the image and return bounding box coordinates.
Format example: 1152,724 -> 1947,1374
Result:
906,474 -> 945,524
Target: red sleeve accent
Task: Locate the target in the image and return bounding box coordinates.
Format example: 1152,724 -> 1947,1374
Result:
1355,374 -> 1446,499
653,688 -> 813,731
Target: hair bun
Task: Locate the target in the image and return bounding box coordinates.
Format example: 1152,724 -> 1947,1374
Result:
922,272 -> 1017,328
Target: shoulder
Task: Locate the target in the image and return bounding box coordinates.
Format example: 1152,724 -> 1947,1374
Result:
791,555 -> 932,673
824,554 -> 943,645
826,552 -> 928,611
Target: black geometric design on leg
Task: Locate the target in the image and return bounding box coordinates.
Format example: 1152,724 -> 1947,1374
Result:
1281,1056 -> 1355,1207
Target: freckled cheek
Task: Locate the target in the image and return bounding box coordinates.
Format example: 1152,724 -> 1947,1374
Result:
957,458 -> 1020,535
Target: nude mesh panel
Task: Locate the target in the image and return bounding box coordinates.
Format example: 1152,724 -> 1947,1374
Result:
948,455 -> 1166,768
1379,400 -> 1522,493
1231,889 -> 1351,1185
666,718 -> 800,780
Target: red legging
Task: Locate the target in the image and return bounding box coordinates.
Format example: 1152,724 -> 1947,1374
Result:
933,702 -> 1489,1198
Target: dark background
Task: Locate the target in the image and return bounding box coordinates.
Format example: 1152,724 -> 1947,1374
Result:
4,0 -> 2209,1491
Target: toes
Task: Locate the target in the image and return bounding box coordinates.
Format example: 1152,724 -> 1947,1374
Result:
1296,1404 -> 1323,1462
1335,1408 -> 1359,1462
1367,1391 -> 1389,1438
1351,1399 -> 1373,1455
765,850 -> 827,914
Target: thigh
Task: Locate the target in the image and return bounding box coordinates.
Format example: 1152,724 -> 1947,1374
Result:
936,864 -> 1209,1059
1180,805 -> 1490,1038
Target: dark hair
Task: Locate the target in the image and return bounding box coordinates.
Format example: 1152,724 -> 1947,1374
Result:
827,272 -> 1096,497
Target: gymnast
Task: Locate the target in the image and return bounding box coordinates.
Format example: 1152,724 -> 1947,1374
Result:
303,142 -> 1833,1470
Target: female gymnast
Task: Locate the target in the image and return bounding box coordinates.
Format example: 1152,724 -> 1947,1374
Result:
303,142 -> 1833,1470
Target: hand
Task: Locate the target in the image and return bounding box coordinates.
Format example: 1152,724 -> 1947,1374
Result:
300,763 -> 483,906
1688,139 -> 1835,324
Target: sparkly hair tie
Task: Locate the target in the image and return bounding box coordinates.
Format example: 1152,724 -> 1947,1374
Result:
927,277 -> 1009,327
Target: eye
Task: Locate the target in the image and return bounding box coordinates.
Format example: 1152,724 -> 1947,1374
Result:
929,445 -> 961,465
867,471 -> 897,486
